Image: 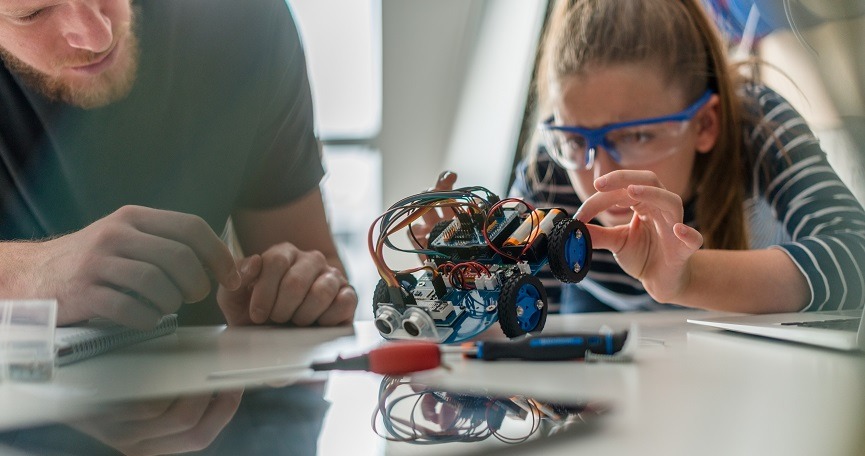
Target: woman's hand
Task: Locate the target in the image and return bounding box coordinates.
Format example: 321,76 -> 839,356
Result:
575,170 -> 703,303
407,171 -> 459,257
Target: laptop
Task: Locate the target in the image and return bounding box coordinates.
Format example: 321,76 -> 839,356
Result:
687,307 -> 865,351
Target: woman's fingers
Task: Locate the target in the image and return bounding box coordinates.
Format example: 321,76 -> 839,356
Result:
673,223 -> 703,253
410,171 -> 459,256
626,185 -> 684,225
585,223 -> 630,253
594,170 -> 664,191
420,171 -> 458,226
578,171 -> 673,223
575,188 -> 637,222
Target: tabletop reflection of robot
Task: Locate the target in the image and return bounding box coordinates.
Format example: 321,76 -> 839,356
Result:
368,186 -> 592,344
372,376 -> 607,445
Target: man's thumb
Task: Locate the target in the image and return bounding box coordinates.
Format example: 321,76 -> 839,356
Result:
238,254 -> 262,288
217,254 -> 263,325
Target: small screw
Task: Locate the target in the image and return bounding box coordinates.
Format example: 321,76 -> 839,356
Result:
485,304 -> 496,312
516,306 -> 524,317
574,230 -> 582,240
573,263 -> 582,273
536,300 -> 544,309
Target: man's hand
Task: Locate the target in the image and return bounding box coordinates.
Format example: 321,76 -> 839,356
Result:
2,205 -> 241,330
70,390 -> 243,456
216,243 -> 357,326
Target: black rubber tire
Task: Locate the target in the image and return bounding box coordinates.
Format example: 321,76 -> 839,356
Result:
372,279 -> 390,307
548,218 -> 592,283
498,273 -> 548,338
371,274 -> 417,314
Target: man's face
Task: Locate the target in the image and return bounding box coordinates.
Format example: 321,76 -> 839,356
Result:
0,0 -> 138,109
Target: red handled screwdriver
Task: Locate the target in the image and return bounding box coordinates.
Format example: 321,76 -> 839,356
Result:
308,341 -> 443,375
208,341 -> 446,380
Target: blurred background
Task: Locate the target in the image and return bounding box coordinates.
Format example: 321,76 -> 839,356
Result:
285,0 -> 865,321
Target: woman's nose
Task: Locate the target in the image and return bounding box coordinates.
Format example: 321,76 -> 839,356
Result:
591,146 -> 620,180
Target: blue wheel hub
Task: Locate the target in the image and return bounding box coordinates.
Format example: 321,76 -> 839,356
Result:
516,283 -> 542,331
564,229 -> 587,272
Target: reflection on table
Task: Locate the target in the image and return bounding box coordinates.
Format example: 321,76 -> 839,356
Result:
0,382 -> 330,456
0,373 -> 610,456
0,312 -> 862,455
373,375 -> 606,446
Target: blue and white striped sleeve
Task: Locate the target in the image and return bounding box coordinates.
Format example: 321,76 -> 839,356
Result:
749,86 -> 865,311
508,150 -> 581,214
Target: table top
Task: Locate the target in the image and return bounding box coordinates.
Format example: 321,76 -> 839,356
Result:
1,310 -> 863,455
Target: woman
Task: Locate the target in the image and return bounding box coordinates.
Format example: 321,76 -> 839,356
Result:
423,0 -> 865,314
508,0 -> 865,313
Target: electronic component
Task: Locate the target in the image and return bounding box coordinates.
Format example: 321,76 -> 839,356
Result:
504,209 -> 545,246
417,299 -> 455,321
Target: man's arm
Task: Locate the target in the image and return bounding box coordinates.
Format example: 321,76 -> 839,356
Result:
216,187 -> 357,326
232,187 -> 345,273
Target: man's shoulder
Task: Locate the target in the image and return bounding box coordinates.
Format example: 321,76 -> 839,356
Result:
138,0 -> 302,90
142,0 -> 295,46
144,0 -> 288,22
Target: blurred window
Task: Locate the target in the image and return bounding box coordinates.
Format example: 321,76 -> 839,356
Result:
288,0 -> 383,319
288,0 -> 381,139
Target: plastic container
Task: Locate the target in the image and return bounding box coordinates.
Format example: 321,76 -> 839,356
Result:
0,299 -> 57,382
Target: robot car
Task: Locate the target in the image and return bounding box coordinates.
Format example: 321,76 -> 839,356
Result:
368,186 -> 592,344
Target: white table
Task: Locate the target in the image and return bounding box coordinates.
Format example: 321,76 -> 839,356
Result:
1,311 -> 863,455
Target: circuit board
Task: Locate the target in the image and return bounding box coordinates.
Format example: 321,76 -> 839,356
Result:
428,208 -> 521,261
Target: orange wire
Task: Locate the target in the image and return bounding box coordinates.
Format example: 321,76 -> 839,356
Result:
370,199 -> 484,287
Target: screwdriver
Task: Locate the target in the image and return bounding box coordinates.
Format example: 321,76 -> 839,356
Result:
461,330 -> 630,361
208,341 -> 446,380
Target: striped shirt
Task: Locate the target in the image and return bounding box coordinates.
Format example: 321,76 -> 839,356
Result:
510,84 -> 865,312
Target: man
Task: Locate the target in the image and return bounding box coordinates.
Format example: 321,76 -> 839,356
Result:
0,0 -> 357,328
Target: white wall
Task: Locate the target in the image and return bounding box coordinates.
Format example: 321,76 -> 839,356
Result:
376,0 -> 484,208
443,0 -> 548,195
376,0 -> 547,206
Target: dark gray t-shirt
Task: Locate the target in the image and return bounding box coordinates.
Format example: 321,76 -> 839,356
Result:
0,0 -> 324,240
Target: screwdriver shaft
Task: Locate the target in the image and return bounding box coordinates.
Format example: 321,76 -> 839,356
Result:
208,363 -> 310,380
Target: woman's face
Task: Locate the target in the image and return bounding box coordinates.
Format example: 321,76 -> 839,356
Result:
549,63 -> 717,227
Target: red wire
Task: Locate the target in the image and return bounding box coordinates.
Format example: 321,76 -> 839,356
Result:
481,198 -> 538,262
447,261 -> 493,290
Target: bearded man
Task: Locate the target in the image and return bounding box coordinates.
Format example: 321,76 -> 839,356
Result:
0,0 -> 357,328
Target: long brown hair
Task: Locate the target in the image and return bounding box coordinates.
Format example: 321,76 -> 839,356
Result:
532,0 -> 748,250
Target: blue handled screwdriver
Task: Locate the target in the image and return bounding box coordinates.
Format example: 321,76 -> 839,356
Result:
460,330 -> 630,361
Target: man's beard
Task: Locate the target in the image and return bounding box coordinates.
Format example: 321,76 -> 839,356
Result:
0,17 -> 140,109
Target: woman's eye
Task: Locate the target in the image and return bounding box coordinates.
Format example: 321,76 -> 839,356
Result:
618,131 -> 654,144
563,134 -> 587,150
